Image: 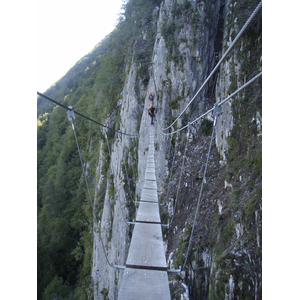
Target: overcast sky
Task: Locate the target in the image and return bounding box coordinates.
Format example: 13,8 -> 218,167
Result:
37,0 -> 124,93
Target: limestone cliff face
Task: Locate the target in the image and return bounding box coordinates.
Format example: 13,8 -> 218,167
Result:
92,0 -> 262,299
92,62 -> 143,299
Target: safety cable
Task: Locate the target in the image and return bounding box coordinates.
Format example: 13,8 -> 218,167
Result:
37,91 -> 138,138
158,1 -> 262,132
158,71 -> 262,137
151,63 -> 159,109
103,127 -> 132,262
182,104 -> 221,270
123,160 -> 136,206
67,108 -> 125,270
162,127 -> 190,228
163,137 -> 177,207
104,132 -> 111,158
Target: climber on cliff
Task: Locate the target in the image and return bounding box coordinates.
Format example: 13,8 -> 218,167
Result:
148,104 -> 156,125
148,92 -> 154,105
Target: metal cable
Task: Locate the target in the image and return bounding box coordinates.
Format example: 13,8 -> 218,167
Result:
104,132 -> 111,158
182,113 -> 218,270
164,143 -> 177,207
159,1 -> 262,132
70,116 -> 125,270
151,63 -> 159,111
37,91 -> 138,137
158,71 -> 262,137
123,160 -> 135,205
165,128 -> 190,227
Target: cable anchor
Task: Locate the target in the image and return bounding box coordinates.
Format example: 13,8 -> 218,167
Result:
67,106 -> 75,120
67,106 -> 75,129
103,123 -> 108,134
213,102 -> 221,126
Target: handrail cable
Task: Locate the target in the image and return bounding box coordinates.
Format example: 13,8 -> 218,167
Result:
103,128 -> 132,264
38,0 -> 262,275
157,1 -> 262,132
151,63 -> 160,112
104,131 -> 111,158
162,127 -> 190,227
37,91 -> 138,138
182,104 -> 221,270
164,136 -> 177,207
67,109 -> 125,270
158,71 -> 262,137
123,161 -> 136,206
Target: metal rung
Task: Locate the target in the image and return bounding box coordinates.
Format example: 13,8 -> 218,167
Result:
113,265 -> 126,270
167,268 -> 182,274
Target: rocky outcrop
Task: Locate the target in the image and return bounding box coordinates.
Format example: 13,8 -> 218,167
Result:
92,0 -> 262,299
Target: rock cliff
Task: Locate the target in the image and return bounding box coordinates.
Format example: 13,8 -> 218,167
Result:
91,0 -> 261,299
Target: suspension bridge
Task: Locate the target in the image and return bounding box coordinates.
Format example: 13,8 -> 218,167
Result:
118,125 -> 171,299
36,2 -> 262,298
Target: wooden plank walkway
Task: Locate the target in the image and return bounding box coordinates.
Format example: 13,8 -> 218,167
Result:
118,126 -> 171,300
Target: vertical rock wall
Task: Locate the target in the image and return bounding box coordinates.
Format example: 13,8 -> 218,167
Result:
92,0 -> 261,299
93,0 -> 225,298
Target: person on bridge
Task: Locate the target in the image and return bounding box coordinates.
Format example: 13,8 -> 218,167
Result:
148,92 -> 154,105
148,104 -> 156,125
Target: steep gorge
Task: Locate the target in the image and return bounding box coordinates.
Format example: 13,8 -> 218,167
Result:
37,0 -> 262,299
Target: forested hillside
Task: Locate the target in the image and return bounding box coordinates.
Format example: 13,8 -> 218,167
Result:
37,0 -> 262,299
37,1 -> 162,299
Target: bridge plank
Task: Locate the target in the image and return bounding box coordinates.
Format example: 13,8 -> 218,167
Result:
141,188 -> 157,202
146,163 -> 155,169
119,126 -> 171,299
126,223 -> 167,269
143,180 -> 157,190
145,173 -> 156,181
136,202 -> 161,223
118,268 -> 170,300
145,167 -> 155,173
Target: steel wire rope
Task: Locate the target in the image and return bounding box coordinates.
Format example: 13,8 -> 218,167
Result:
151,63 -> 159,111
68,115 -> 125,270
164,137 -> 177,205
182,109 -> 220,270
115,184 -> 130,227
123,159 -> 139,212
162,128 -> 190,227
105,126 -> 137,223
161,144 -> 177,227
124,161 -> 141,226
104,132 -> 111,158
157,1 -> 262,132
157,71 -> 262,137
103,129 -> 133,261
37,91 -> 138,138
124,162 -> 135,204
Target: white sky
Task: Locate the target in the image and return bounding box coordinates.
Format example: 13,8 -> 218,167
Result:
37,0 -> 124,93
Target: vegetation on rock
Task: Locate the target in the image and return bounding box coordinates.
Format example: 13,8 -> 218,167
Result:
37,0 -> 262,299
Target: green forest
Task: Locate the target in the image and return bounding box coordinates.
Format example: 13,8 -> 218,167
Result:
37,0 -> 162,299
